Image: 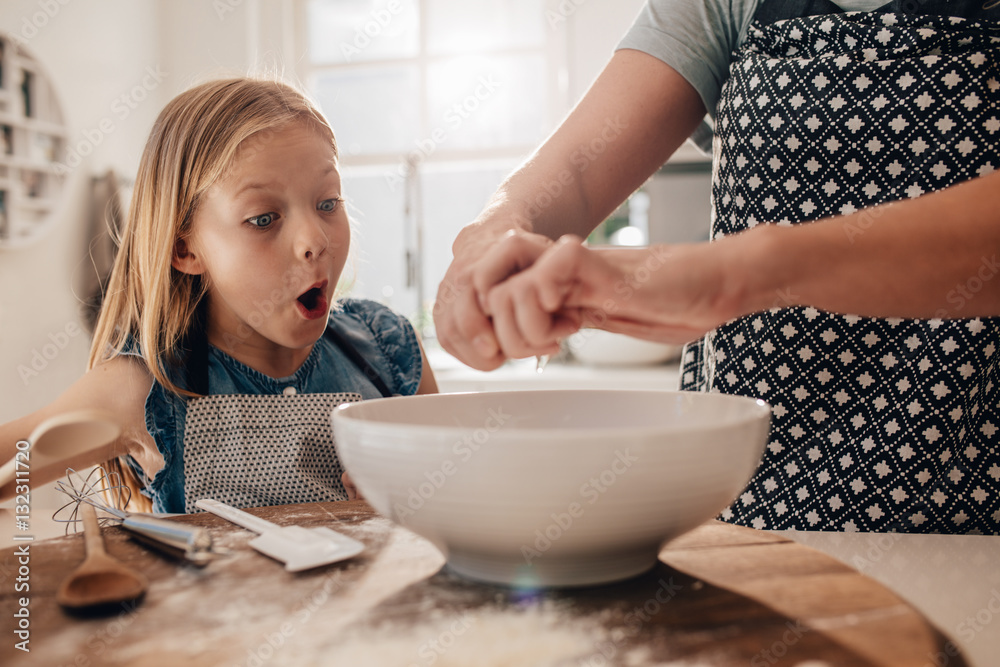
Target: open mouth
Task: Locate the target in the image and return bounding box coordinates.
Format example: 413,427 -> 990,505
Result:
298,287 -> 322,310
296,281 -> 328,319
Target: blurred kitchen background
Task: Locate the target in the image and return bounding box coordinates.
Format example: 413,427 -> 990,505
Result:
0,0 -> 712,425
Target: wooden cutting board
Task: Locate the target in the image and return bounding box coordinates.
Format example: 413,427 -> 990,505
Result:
0,501 -> 964,666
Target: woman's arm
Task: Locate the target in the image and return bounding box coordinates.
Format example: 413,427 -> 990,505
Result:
434,48 -> 707,370
522,169 -> 1000,351
483,169 -> 1000,357
0,356 -> 154,501
748,169 -> 1000,320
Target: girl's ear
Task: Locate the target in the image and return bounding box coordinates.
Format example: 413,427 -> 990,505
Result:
172,237 -> 205,275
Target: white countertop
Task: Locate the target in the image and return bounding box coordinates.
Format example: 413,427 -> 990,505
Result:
779,530 -> 1000,667
428,350 -> 1000,667
430,352 -> 682,394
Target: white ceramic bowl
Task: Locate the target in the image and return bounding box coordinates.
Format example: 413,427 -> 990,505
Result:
332,390 -> 769,588
566,330 -> 682,366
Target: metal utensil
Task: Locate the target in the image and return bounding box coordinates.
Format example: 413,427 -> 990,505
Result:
54,467 -> 224,566
535,354 -> 550,374
196,498 -> 364,572
57,503 -> 148,610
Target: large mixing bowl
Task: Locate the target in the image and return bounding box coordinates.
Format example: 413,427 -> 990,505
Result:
332,390 -> 769,587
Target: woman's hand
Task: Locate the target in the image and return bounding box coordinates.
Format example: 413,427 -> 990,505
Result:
483,235 -> 749,358
434,225 -> 552,370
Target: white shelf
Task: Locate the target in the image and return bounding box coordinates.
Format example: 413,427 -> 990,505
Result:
21,116 -> 67,137
9,157 -> 63,174
0,33 -> 67,248
18,197 -> 55,211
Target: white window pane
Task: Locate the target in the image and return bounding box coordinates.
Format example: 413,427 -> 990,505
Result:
426,0 -> 546,54
420,163 -> 517,310
308,0 -> 420,64
314,65 -> 420,156
426,54 -> 548,150
339,171 -> 416,316
341,163 -> 518,325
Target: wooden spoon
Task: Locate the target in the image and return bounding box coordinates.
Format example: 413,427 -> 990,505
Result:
57,503 -> 148,610
0,409 -> 121,501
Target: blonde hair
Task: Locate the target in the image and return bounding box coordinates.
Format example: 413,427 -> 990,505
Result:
89,77 -> 337,510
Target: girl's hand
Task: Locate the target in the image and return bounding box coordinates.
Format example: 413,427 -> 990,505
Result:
483,235 -> 747,358
342,471 -> 363,501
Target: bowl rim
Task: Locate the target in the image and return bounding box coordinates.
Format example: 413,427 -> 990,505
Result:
332,389 -> 771,440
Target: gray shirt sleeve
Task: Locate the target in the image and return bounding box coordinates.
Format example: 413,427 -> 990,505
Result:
616,0 -> 759,151
616,0 -> 759,119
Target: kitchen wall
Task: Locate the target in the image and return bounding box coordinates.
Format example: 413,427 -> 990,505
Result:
0,0 -> 163,423
0,0 -> 301,425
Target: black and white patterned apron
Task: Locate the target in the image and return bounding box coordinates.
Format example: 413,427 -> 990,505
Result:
680,0 -> 1000,533
179,326 -> 394,513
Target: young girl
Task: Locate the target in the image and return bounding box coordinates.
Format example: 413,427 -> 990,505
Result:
0,77 -> 437,513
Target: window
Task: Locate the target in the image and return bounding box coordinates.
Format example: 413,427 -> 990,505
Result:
303,0 -> 567,333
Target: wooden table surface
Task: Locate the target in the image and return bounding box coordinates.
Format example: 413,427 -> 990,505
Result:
0,501 -> 965,666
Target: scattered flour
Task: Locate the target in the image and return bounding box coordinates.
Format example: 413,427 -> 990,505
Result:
296,602 -> 604,667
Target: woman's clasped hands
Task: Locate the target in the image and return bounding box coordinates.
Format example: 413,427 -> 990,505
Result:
449,228 -> 756,367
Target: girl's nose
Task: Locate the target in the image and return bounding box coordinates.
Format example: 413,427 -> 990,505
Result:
297,215 -> 329,261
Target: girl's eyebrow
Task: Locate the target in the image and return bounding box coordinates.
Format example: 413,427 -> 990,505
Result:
234,181 -> 277,197
233,165 -> 338,197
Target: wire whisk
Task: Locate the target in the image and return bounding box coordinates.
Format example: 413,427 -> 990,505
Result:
52,466 -> 131,533
52,467 -> 224,565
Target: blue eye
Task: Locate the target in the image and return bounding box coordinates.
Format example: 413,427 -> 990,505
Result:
318,198 -> 340,213
246,212 -> 276,228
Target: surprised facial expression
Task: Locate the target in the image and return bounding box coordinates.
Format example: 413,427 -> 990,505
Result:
173,120 -> 350,375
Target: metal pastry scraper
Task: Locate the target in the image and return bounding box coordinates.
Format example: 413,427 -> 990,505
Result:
195,498 -> 365,572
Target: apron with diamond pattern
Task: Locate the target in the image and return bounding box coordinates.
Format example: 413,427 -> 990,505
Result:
177,325 -> 394,513
680,1 -> 1000,533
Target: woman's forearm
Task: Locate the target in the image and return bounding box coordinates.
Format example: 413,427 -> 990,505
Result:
740,170 -> 1000,320
453,49 -> 705,255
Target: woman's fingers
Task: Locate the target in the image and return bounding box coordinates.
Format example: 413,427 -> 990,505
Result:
525,235 -> 582,312
472,231 -> 552,314
488,279 -> 561,358
482,238 -> 590,358
434,258 -> 505,370
486,267 -> 583,358
501,239 -> 715,347
435,229 -> 553,370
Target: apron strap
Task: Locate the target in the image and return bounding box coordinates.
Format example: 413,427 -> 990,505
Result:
184,300 -> 211,396
754,0 -> 1000,24
323,325 -> 396,398
753,0 -> 848,26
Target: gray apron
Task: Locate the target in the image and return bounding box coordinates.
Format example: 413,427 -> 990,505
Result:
179,325 -> 393,513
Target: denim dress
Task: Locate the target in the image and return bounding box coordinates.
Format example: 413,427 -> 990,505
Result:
132,298 -> 422,514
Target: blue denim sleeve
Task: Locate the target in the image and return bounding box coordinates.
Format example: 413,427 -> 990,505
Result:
142,381 -> 188,513
333,298 -> 423,396
107,341 -> 188,513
